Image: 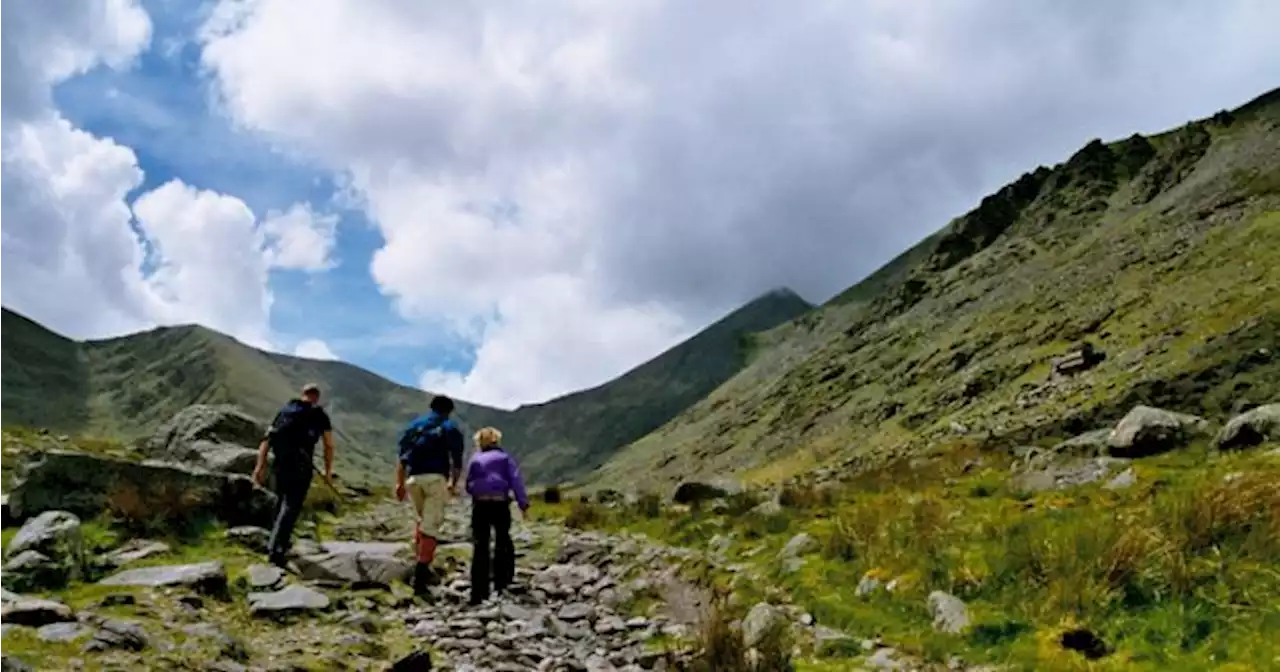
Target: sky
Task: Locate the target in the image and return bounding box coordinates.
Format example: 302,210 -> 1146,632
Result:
3,0 -> 1278,410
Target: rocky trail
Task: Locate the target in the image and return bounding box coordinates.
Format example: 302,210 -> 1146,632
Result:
1,496 -> 724,672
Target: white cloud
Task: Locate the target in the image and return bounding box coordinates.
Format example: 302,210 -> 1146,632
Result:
295,338 -> 339,361
130,179 -> 275,347
262,203 -> 339,271
198,0 -> 1280,406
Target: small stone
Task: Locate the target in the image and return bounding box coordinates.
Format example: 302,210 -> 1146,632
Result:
856,575 -> 884,596
1104,468 -> 1136,490
104,540 -> 171,566
557,603 -> 592,621
246,564 -> 285,590
742,602 -> 785,648
866,647 -> 903,670
927,591 -> 970,634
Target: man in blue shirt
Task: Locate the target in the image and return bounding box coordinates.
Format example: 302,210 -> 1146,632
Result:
395,394 -> 465,595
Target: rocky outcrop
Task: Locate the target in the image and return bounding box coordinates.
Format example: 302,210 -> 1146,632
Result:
3,511 -> 84,590
7,449 -> 275,528
145,404 -> 266,475
1216,404 -> 1280,450
1,597 -> 75,627
1107,405 -> 1208,457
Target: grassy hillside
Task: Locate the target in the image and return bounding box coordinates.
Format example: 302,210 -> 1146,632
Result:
590,88 -> 1280,490
509,288 -> 813,481
0,288 -> 809,485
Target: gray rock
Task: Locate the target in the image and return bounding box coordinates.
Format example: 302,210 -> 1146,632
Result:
1104,468 -> 1136,490
103,539 -> 171,566
182,622 -> 248,660
1013,457 -> 1128,492
37,622 -> 90,642
6,450 -> 275,528
1052,429 -> 1114,458
742,602 -> 785,648
226,526 -> 271,552
1,655 -> 34,672
7,510 -> 83,560
1107,405 -> 1208,457
248,584 -> 330,615
814,625 -> 855,656
856,575 -> 884,597
246,563 -> 286,589
3,550 -> 52,572
927,591 -> 970,633
1,598 -> 75,626
778,533 -> 817,560
557,603 -> 592,621
1217,404 -> 1280,450
293,547 -> 413,587
84,618 -> 149,652
500,603 -> 535,622
866,647 -> 904,670
1,588 -> 20,603
99,560 -> 227,594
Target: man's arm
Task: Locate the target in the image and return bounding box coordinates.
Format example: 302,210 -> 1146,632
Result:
321,430 -> 335,480
447,427 -> 464,493
252,438 -> 270,486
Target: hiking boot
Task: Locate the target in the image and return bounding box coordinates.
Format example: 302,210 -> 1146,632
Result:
412,562 -> 435,596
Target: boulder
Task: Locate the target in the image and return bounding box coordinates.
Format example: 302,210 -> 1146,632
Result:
2,550 -> 67,592
777,533 -> 818,560
1216,404 -> 1280,450
98,560 -> 228,594
1052,429 -> 1114,458
7,449 -> 275,527
7,510 -> 83,560
145,404 -> 265,474
246,564 -> 286,590
83,618 -> 149,652
1107,405 -> 1208,457
226,526 -> 272,552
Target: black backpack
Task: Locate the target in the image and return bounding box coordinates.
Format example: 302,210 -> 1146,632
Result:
269,399 -> 321,460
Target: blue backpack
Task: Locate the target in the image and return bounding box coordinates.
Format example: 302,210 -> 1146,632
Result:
398,414 -> 453,468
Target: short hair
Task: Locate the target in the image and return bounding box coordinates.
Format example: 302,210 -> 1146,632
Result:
474,427 -> 503,448
429,395 -> 455,415
301,383 -> 321,397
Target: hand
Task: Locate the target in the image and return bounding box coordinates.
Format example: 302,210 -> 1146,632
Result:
447,483 -> 459,497
519,506 -> 529,520
323,471 -> 335,489
395,483 -> 407,501
252,465 -> 267,487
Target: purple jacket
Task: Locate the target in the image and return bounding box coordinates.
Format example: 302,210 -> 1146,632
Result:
465,447 -> 529,510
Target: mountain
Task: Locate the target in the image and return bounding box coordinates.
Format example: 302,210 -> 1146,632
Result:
588,88 -> 1280,490
0,288 -> 811,484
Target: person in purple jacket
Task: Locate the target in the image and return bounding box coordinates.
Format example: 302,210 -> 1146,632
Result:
465,426 -> 530,605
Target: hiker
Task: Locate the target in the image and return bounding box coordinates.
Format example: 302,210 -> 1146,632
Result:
396,394 -> 465,595
252,383 -> 335,567
465,426 -> 529,605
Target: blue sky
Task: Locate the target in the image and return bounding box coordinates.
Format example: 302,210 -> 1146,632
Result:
48,0 -> 477,390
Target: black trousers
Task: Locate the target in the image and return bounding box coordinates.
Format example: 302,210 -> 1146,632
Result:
470,500 -> 514,602
268,460 -> 312,559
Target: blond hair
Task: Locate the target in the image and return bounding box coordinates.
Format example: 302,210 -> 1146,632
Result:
474,426 -> 503,449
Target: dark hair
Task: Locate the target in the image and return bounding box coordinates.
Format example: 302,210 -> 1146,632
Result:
429,395 -> 455,416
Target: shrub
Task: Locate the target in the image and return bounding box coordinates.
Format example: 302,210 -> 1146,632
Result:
779,482 -> 836,509
565,500 -> 605,530
634,491 -> 663,519
106,481 -> 211,537
690,596 -> 793,672
542,486 -> 562,504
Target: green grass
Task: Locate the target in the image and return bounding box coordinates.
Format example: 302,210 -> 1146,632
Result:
557,442 -> 1280,670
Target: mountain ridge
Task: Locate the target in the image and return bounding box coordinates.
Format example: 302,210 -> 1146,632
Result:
0,286 -> 812,485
